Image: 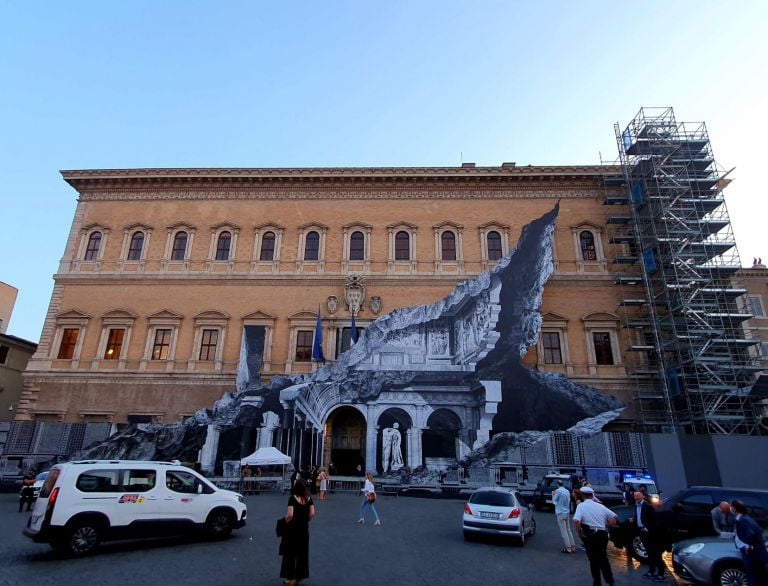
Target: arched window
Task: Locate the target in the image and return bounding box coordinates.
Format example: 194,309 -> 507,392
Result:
349,231 -> 365,260
580,231 -> 597,261
215,231 -> 231,261
260,231 -> 276,261
127,232 -> 144,261
487,231 -> 502,261
395,231 -> 410,261
441,231 -> 456,261
171,231 -> 188,261
84,232 -> 102,261
304,231 -> 320,261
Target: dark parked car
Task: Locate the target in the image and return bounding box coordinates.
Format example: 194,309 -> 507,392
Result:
609,486 -> 768,563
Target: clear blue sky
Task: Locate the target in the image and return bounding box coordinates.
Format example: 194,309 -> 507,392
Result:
2,1 -> 766,342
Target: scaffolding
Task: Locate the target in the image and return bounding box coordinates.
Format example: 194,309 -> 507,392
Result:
607,107 -> 761,434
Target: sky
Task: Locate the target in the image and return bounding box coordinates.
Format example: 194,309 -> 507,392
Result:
1,1 -> 766,343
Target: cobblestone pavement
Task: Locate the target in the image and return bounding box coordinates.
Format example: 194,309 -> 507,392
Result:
0,492 -> 685,585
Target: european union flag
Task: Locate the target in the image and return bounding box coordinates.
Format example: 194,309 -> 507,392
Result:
312,309 -> 325,362
350,311 -> 358,345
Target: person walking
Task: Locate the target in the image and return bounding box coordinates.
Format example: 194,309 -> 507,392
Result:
18,471 -> 35,513
731,499 -> 768,586
573,486 -> 618,586
630,490 -> 666,582
553,480 -> 576,553
710,501 -> 735,538
357,471 -> 380,525
279,478 -> 315,586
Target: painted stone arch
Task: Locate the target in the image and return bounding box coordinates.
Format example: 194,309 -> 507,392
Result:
423,408 -> 463,464
376,407 -> 413,474
323,405 -> 367,476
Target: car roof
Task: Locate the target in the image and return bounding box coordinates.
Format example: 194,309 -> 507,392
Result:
686,486 -> 768,495
471,487 -> 517,493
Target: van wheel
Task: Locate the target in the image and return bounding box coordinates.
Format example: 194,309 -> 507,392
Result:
64,522 -> 101,556
205,509 -> 234,540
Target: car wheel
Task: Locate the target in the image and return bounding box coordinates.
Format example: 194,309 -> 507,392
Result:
64,522 -> 101,556
205,509 -> 234,540
714,564 -> 747,586
627,535 -> 648,563
528,517 -> 536,537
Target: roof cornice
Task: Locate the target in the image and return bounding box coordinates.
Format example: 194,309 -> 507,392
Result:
61,165 -> 623,191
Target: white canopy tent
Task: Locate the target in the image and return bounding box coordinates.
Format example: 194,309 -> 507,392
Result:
240,446 -> 291,466
240,447 -> 292,489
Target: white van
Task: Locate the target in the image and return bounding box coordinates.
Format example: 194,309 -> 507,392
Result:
23,460 -> 247,555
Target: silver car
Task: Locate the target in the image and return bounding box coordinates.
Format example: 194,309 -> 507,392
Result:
672,531 -> 768,585
462,487 -> 536,545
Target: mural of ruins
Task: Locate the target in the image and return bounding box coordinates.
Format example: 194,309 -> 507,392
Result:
83,204 -> 624,477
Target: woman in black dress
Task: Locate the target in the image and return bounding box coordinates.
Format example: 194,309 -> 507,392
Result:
280,478 -> 315,585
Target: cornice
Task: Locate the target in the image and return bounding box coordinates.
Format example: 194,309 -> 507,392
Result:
60,166 -> 622,200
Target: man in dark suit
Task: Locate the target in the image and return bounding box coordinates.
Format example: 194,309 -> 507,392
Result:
630,491 -> 666,582
731,500 -> 768,586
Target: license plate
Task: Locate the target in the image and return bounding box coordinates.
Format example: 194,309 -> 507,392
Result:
480,511 -> 499,519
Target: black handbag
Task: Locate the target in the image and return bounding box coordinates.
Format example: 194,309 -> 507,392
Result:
276,517 -> 287,537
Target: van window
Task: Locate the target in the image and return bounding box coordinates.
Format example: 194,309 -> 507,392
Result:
678,493 -> 715,514
39,467 -> 60,498
739,495 -> 768,525
122,469 -> 157,492
77,469 -> 121,492
166,470 -> 214,495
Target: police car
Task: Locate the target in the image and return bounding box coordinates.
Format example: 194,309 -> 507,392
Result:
22,460 -> 247,556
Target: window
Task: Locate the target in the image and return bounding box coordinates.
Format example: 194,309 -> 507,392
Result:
0,345 -> 8,364
542,332 -> 562,364
127,415 -> 152,424
441,231 -> 456,261
747,296 -> 765,317
678,492 -> 715,514
304,231 -> 320,261
336,326 -> 365,357
592,332 -> 614,365
580,231 -> 597,261
127,232 -> 144,261
260,231 -> 276,261
76,469 -> 120,493
487,231 -> 503,261
214,231 -> 231,261
103,328 -> 125,360
124,469 -> 157,492
57,328 -> 79,359
395,231 -> 410,261
167,470 -> 213,494
151,329 -> 172,360
349,231 -> 365,260
84,232 -> 102,261
171,231 -> 188,261
295,330 -> 313,361
199,329 -> 219,361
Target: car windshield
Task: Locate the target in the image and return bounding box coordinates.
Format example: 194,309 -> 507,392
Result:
471,491 -> 515,507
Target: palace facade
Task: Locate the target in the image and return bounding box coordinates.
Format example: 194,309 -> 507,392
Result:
17,165 -> 664,430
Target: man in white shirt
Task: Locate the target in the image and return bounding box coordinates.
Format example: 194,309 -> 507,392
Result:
573,486 -> 618,586
553,480 -> 576,553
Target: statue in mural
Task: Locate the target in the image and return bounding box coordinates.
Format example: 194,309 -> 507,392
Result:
381,423 -> 404,472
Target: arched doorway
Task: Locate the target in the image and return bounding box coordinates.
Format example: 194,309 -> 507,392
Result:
423,409 -> 462,468
377,408 -> 412,474
325,406 -> 366,475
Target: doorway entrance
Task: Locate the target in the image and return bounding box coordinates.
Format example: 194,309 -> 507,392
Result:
325,407 -> 366,475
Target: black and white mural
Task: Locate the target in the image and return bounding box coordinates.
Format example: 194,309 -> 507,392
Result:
83,205 -> 624,476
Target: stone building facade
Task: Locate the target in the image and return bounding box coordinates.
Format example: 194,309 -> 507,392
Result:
17,166 -> 659,468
